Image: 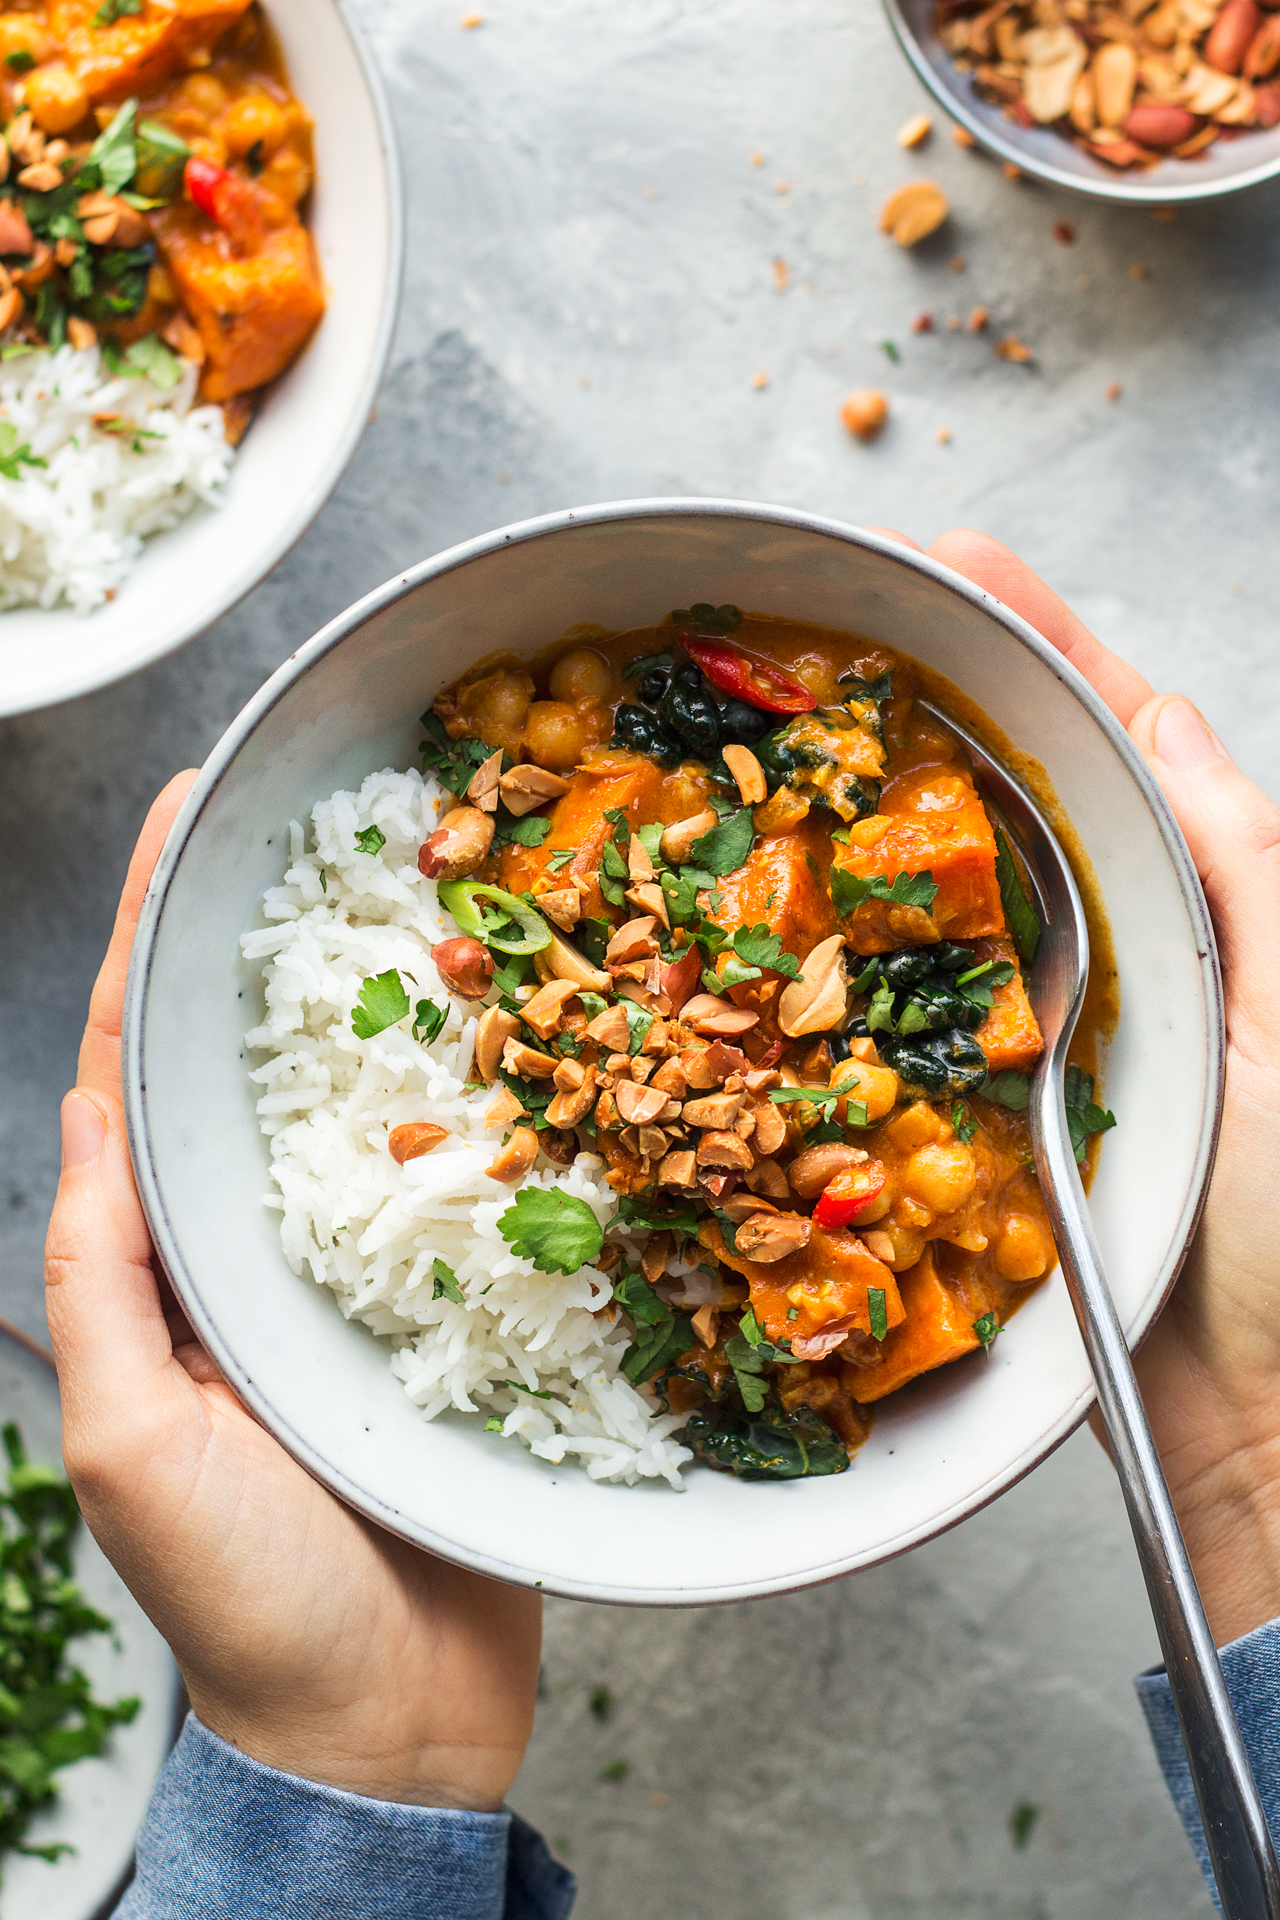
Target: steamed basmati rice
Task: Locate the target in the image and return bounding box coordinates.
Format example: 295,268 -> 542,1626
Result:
0,342 -> 232,613
240,765 -> 694,1488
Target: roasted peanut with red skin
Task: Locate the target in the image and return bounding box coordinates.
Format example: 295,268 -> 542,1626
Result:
417,806 -> 494,881
1206,0 -> 1261,71
431,937 -> 494,999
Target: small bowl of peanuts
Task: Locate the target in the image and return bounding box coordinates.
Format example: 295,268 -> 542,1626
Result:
884,0 -> 1280,199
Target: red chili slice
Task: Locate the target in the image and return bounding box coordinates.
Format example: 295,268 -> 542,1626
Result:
812,1164 -> 887,1231
681,637 -> 816,714
184,155 -> 264,252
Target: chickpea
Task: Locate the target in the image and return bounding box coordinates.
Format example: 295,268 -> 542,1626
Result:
172,73 -> 229,121
885,1101 -> 943,1152
0,22 -> 51,65
25,66 -> 88,135
458,670 -> 534,732
258,146 -> 312,208
994,1214 -> 1053,1283
521,701 -> 587,771
854,1187 -> 891,1223
220,92 -> 288,160
830,1058 -> 899,1122
902,1141 -> 977,1215
549,646 -> 611,704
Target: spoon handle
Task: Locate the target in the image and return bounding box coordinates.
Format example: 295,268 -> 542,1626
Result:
1032,1085 -> 1280,1920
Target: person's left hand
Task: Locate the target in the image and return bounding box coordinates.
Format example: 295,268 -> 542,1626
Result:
45,772 -> 542,1810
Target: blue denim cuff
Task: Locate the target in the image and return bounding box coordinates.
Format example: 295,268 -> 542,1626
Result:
115,1712 -> 575,1920
1136,1614 -> 1280,1914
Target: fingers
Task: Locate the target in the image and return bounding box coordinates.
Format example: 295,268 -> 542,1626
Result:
864,525 -> 924,553
1129,696 -> 1280,1057
78,769 -> 199,1101
45,1085 -> 189,1467
926,529 -> 1155,727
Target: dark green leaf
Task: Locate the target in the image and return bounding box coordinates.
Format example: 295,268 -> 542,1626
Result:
623,650 -> 676,678
866,980 -> 896,1033
994,826 -> 1041,966
768,1086 -> 839,1117
133,118 -> 190,201
417,712 -> 491,795
351,970 -> 410,1041
868,1288 -> 888,1342
3,49 -> 34,71
497,1188 -> 604,1274
546,847 -> 576,872
354,824 -> 385,857
494,812 -> 552,850
973,1312 -> 1000,1349
1064,1064 -> 1116,1164
599,1758 -> 629,1782
1010,1802 -> 1039,1851
86,98 -> 137,198
94,0 -> 142,23
982,1070 -> 1031,1111
951,1101 -> 977,1145
413,999 -> 447,1044
622,1003 -> 654,1054
732,924 -> 800,978
613,1195 -> 699,1238
669,602 -> 740,634
880,339 -> 900,363
688,808 -> 755,877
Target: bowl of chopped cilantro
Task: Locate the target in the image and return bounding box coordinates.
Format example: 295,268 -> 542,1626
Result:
0,1322 -> 180,1918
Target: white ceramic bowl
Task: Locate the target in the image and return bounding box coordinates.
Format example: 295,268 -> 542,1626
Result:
0,0 -> 401,719
122,500 -> 1223,1606
885,0 -> 1280,203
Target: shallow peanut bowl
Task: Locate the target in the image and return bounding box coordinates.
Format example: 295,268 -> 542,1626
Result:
0,0 -> 401,719
884,0 -> 1280,202
122,500 -> 1222,1606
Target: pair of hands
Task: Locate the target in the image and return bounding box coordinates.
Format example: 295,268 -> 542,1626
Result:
43,529 -> 1280,1815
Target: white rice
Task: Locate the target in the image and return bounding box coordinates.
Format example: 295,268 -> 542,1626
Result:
239,765 -> 694,1488
0,342 -> 232,613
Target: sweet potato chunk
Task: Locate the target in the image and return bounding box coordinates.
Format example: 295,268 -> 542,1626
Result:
973,938 -> 1043,1072
53,0 -> 253,100
500,754 -> 666,920
708,811 -> 837,967
844,1245 -> 986,1404
833,764 -> 1003,952
701,1218 -> 904,1348
153,207 -> 324,400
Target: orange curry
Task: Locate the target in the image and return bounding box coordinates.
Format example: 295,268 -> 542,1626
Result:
0,0 -> 321,432
420,607 -> 1113,1481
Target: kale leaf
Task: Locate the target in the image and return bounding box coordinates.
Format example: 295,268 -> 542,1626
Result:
614,1270 -> 693,1385
994,826 -> 1042,966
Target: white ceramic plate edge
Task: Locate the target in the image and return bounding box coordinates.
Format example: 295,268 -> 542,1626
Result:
122,497 -> 1225,1606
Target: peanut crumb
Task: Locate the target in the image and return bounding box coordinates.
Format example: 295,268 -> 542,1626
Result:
1105,381 -> 1122,401
967,305 -> 988,332
1152,206 -> 1177,223
751,369 -> 769,389
772,257 -> 790,291
912,311 -> 934,332
949,253 -> 966,272
643,185 -> 658,200
579,376 -> 591,389
460,9 -> 482,23
651,1793 -> 669,1808
952,124 -> 977,149
946,314 -> 962,330
749,150 -> 765,166
898,112 -> 933,148
1130,260 -> 1149,279
1053,221 -> 1075,245
1002,161 -> 1022,181
995,334 -> 1032,363
498,469 -> 510,482
773,180 -> 791,194
936,426 -> 952,443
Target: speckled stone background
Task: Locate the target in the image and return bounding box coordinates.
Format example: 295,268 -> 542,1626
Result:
6,0 -> 1277,1910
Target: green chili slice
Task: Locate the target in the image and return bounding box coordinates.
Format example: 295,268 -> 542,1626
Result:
437,880 -> 552,956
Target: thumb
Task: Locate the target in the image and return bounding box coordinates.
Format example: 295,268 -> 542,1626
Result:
1130,694 -> 1280,1049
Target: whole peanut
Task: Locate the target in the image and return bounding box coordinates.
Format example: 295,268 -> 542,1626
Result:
431,936 -> 494,999
1123,102 -> 1200,145
1206,0 -> 1262,72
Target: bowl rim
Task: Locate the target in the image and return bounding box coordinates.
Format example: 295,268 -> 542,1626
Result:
0,0 -> 405,721
882,0 -> 1280,204
122,497 -> 1225,1605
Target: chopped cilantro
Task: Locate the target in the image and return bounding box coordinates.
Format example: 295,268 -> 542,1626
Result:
351,970 -> 410,1040
484,1416 -> 504,1432
867,1287 -> 888,1342
613,1195 -> 699,1238
687,808 -> 755,877
577,917 -> 610,968
622,1003 -> 654,1054
973,1311 -> 1000,1349
1064,1064 -> 1116,1164
994,826 -> 1042,966
84,98 -> 137,199
768,1086 -> 839,1117
417,712 -> 491,795
494,812 -> 552,850
432,1258 -> 464,1304
319,869 -> 327,893
497,1188 -> 604,1274
546,848 -> 576,872
951,1101 -> 977,1144
731,924 -> 800,979
354,824 -> 386,857
3,49 -> 34,71
880,339 -> 900,363
107,332 -> 181,392
599,1759 -> 629,1782
1010,1801 -> 1038,1850
413,999 -> 447,1044
866,979 -> 897,1033
589,1684 -> 615,1722
0,421 -> 45,480
982,1070 -> 1031,1112
499,1379 -> 555,1400
830,867 -> 939,917
93,0 -> 142,23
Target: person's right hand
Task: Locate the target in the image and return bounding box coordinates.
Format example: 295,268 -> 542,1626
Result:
875,525 -> 1280,1648
45,775 -> 542,1811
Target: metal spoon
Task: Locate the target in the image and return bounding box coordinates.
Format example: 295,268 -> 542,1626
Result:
917,698 -> 1280,1920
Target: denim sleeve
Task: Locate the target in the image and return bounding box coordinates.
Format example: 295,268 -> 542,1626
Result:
113,1713 -> 575,1920
1136,1615 -> 1280,1913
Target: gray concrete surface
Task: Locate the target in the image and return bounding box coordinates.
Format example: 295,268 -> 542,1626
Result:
6,0 -> 1277,1909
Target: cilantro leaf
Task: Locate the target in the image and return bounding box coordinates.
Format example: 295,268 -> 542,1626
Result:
951,1100 -> 977,1145
830,867 -> 939,918
413,999 -> 447,1044
866,980 -> 896,1033
354,824 -> 386,857
710,957 -> 760,992
1064,1064 -> 1116,1164
417,712 -> 491,795
688,808 -> 755,877
497,1188 -> 605,1274
982,1070 -> 1031,1112
737,1307 -> 803,1365
768,1086 -> 840,1117
731,924 -> 800,979
85,97 -> 137,198
994,826 -> 1041,966
115,331 -> 181,391
867,1287 -> 888,1342
973,1311 -> 1000,1349
351,970 -> 410,1040
484,1416 -> 505,1432
94,0 -> 142,23
0,421 -> 44,480
622,1002 -> 654,1054
546,848 -> 576,872
613,1195 -> 699,1238
494,812 -> 552,850
499,1379 -> 554,1400
3,49 -> 33,71
432,1257 -> 464,1304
